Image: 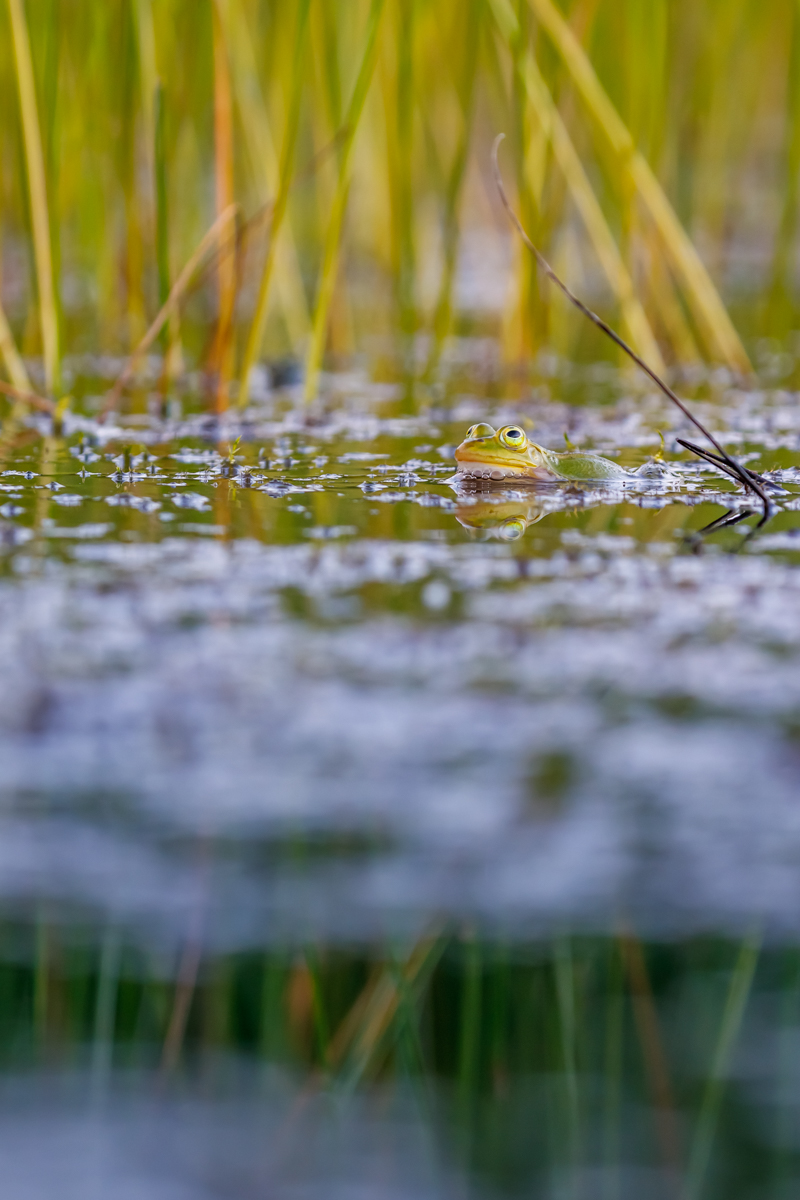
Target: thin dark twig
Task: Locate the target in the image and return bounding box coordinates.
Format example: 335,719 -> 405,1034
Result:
491,134 -> 770,522
676,439 -> 773,489
696,508 -> 754,536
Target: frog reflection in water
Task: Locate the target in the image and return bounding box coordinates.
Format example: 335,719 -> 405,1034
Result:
455,422 -> 646,482
455,494 -> 552,540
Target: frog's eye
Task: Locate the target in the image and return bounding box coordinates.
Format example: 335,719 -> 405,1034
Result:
500,426 -> 527,449
465,422 -> 495,441
499,518 -> 526,541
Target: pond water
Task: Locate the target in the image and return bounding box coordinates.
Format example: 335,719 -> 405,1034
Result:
2,357 -> 800,1197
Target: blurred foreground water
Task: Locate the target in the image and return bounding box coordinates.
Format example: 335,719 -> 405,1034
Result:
3,358 -> 800,1195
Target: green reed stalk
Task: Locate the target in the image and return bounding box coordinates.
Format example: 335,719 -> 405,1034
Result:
303,0 -> 387,403
526,0 -> 751,372
238,0 -> 312,409
772,950 -> 800,1195
458,935 -> 482,1119
0,302 -> 31,393
7,0 -> 60,395
304,945 -> 332,1069
391,0 -> 416,343
102,203 -> 237,415
384,943 -> 431,1083
224,0 -> 310,348
603,941 -> 624,1200
333,933 -> 444,1092
554,936 -> 580,1190
424,0 -> 481,379
767,0 -> 800,336
119,2 -> 146,343
154,83 -> 170,338
210,0 -> 236,411
91,924 -> 122,1102
684,928 -> 761,1200
489,0 -> 665,372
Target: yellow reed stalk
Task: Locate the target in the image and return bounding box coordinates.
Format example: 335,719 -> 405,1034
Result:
489,0 -> 664,371
525,0 -> 751,372
238,0 -> 312,409
0,379 -> 54,413
103,203 -> 238,417
424,0 -> 481,378
133,0 -> 158,169
0,301 -> 32,393
522,53 -> 665,372
303,0 -> 387,403
223,0 -> 310,350
7,0 -> 60,395
328,933 -> 443,1085
211,0 -> 237,412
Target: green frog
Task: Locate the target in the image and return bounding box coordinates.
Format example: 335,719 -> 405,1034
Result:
454,422 -> 632,482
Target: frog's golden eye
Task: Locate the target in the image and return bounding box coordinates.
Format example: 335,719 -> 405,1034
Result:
465,422 -> 495,441
499,517 -> 526,541
500,426 -> 527,449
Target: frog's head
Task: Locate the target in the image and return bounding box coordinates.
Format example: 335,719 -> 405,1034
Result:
454,423 -> 549,479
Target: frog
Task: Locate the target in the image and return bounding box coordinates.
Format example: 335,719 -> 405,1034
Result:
454,422 -> 634,482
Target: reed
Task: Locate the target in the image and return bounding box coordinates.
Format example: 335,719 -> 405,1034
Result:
684,929 -> 762,1200
7,0 -> 60,395
238,0 -> 312,408
1,1 -> 799,406
0,925 -> 783,1194
303,0 -> 386,402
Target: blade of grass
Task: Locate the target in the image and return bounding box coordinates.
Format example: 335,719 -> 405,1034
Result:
0,302 -> 32,393
389,0 -> 417,343
0,379 -> 55,414
154,83 -> 175,367
424,0 -> 481,379
303,0 -> 387,403
488,4 -> 667,374
7,0 -> 60,395
224,0 -> 310,349
210,0 -> 237,412
329,931 -> 445,1091
684,928 -> 761,1200
90,923 -> 122,1104
458,933 -> 482,1119
524,0 -> 751,373
102,203 -> 238,417
766,0 -> 800,335
303,945 -> 332,1071
619,930 -> 683,1180
554,936 -> 580,1188
238,0 -> 312,409
603,940 -> 624,1200
310,0 -> 357,366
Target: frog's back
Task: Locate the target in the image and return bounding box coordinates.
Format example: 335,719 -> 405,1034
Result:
549,451 -> 628,481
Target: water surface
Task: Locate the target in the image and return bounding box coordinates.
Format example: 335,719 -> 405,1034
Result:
2,361 -> 800,1196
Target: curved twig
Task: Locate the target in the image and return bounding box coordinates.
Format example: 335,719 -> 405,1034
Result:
491,134 -> 770,523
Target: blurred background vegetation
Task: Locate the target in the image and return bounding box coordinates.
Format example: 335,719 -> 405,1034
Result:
2,0 -> 800,407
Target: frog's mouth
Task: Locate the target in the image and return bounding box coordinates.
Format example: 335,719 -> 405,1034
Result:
455,444 -> 558,481
454,444 -> 530,479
